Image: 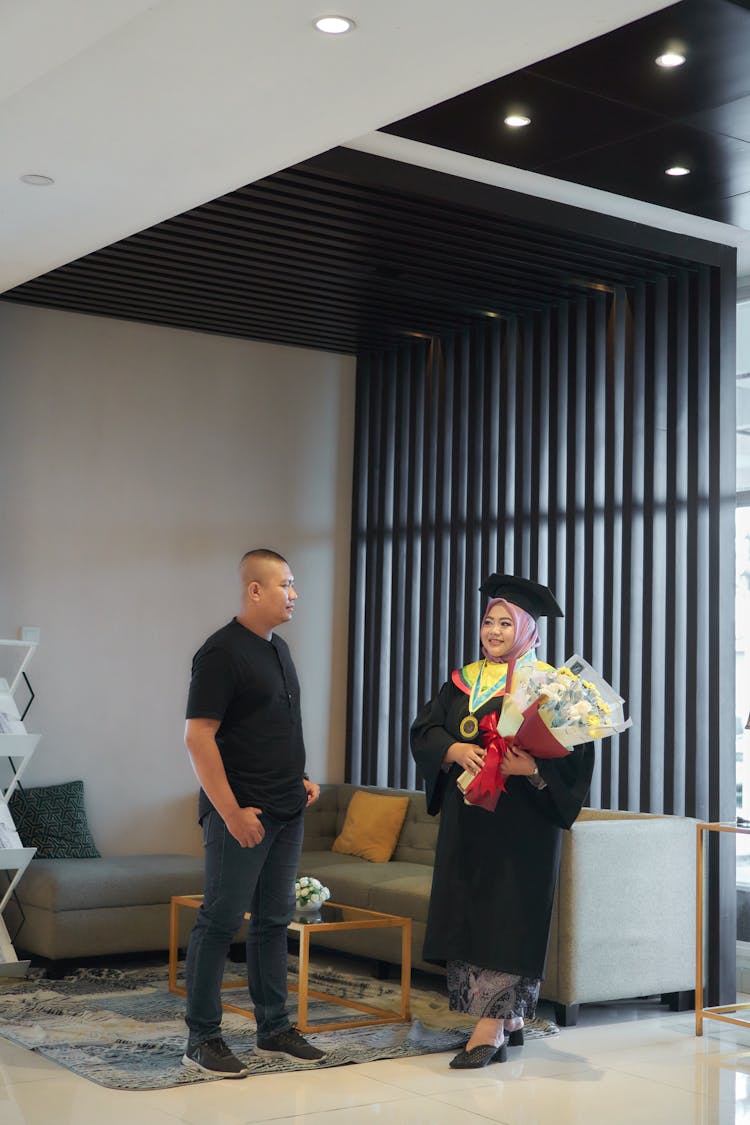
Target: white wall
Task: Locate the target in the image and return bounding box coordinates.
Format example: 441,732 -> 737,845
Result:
0,303 -> 356,854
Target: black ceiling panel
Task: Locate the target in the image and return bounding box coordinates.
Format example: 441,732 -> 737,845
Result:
684,94 -> 750,145
381,71 -> 667,171
540,123 -> 750,212
531,0 -> 750,117
384,0 -> 750,226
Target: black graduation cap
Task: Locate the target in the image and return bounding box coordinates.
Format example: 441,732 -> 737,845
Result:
479,574 -> 563,620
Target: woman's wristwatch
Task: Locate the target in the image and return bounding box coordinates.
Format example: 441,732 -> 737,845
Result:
527,765 -> 547,790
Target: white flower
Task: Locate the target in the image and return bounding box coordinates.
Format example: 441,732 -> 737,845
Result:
295,875 -> 330,907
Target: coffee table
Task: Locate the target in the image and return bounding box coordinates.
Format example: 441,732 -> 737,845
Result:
169,895 -> 411,1032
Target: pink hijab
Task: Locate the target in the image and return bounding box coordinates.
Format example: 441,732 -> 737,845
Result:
481,597 -> 539,664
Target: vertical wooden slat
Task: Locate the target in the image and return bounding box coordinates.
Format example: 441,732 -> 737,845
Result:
550,304 -> 569,670
403,343 -> 426,790
536,310 -> 551,607
710,255 -> 740,1006
611,289 -> 629,809
346,355 -> 369,783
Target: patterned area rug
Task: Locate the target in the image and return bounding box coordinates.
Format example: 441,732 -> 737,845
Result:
0,959 -> 558,1090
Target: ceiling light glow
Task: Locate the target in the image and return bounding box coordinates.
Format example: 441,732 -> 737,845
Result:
314,15 -> 355,34
656,51 -> 686,68
504,114 -> 531,128
20,173 -> 54,186
665,165 -> 690,176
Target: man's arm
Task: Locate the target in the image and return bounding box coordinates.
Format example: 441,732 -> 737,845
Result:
185,717 -> 265,848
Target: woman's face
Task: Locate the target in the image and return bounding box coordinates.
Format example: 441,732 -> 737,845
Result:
481,604 -> 516,660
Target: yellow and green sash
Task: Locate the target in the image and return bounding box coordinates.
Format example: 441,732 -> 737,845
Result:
451,650 -> 539,739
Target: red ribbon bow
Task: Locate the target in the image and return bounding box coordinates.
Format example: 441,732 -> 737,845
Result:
463,712 -> 509,812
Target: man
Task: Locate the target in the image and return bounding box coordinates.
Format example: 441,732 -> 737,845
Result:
182,548 -> 324,1078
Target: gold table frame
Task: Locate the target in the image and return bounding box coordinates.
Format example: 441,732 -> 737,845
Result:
695,821 -> 750,1035
169,895 -> 412,1032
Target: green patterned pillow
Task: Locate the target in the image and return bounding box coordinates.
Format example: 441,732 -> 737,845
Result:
8,780 -> 100,858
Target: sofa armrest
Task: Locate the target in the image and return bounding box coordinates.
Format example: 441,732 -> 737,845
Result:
543,812 -> 697,1006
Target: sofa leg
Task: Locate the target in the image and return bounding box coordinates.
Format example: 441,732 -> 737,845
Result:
553,1003 -> 579,1027
662,990 -> 695,1012
373,960 -> 392,980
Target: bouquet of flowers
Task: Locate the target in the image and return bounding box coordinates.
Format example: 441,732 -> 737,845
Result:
294,875 -> 331,912
459,654 -> 631,811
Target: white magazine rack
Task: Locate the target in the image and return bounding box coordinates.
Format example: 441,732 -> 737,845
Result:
0,640 -> 40,976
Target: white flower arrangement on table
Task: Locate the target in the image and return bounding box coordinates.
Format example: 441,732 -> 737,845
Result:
294,876 -> 331,911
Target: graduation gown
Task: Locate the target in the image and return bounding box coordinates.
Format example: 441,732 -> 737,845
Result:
411,675 -> 595,979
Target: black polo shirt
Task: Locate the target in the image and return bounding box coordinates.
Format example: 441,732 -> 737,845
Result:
186,618 -> 307,821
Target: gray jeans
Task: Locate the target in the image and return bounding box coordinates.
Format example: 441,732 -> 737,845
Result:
184,806 -> 304,1045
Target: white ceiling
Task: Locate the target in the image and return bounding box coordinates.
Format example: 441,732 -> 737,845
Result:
2,0 -> 748,297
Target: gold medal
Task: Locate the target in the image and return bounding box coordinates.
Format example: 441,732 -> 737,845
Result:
459,714 -> 479,739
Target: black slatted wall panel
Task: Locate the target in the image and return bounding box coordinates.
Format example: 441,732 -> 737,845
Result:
347,271 -> 735,829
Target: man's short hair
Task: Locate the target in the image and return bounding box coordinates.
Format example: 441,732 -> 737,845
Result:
240,548 -> 288,568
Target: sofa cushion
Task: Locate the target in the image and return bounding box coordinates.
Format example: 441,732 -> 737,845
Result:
368,873 -> 434,923
332,790 -> 409,862
298,849 -> 364,873
391,797 -> 437,866
304,864 -> 396,910
297,858 -> 433,912
16,854 -> 204,912
9,780 -> 100,859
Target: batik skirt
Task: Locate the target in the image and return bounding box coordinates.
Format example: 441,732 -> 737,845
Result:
447,959 -> 540,1020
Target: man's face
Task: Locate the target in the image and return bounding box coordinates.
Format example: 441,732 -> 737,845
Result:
258,560 -> 297,626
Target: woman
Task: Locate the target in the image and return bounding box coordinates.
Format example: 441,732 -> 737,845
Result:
410,574 -> 595,1069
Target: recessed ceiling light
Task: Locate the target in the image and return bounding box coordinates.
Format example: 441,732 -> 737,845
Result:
314,15 -> 356,34
656,51 -> 686,68
504,114 -> 531,128
20,173 -> 54,186
665,165 -> 690,176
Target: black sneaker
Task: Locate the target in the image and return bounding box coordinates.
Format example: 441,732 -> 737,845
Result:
182,1036 -> 249,1078
254,1025 -> 326,1063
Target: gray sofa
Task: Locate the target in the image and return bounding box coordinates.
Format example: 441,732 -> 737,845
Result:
7,782 -> 698,1026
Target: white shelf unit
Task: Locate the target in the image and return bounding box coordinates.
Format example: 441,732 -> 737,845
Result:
0,640 -> 40,976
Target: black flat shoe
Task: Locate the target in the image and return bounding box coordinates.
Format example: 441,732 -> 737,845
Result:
449,1042 -> 507,1069
507,1028 -> 524,1047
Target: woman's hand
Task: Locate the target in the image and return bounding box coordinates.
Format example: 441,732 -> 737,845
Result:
443,741 -> 486,774
500,745 -> 538,778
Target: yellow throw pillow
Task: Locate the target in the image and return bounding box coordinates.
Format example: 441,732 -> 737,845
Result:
331,791 -> 410,863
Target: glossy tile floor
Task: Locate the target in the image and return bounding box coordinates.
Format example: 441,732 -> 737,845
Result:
2,986 -> 750,1125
